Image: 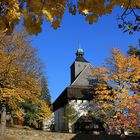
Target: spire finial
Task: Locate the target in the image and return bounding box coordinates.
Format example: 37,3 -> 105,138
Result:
78,42 -> 81,49
76,48 -> 84,57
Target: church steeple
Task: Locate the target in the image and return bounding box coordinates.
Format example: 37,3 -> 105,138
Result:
75,48 -> 88,63
70,48 -> 89,84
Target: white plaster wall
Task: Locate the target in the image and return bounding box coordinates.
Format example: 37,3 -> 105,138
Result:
54,100 -> 95,132
69,100 -> 92,125
54,107 -> 65,132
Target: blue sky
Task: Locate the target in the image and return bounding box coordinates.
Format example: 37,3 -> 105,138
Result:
31,7 -> 139,102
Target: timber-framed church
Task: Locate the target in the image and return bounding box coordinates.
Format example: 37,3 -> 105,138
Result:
53,49 -> 103,133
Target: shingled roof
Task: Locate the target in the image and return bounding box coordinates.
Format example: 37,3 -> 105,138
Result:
75,56 -> 88,62
53,86 -> 94,111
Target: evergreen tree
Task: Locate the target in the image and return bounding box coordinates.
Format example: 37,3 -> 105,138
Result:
127,44 -> 140,93
40,76 -> 51,106
127,45 -> 140,58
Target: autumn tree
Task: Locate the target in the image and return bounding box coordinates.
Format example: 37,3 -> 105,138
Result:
64,104 -> 76,133
92,49 -> 140,134
0,0 -> 140,35
0,30 -> 51,131
40,76 -> 51,106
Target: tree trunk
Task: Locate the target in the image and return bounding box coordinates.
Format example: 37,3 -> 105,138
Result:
68,121 -> 72,133
0,105 -> 6,140
10,117 -> 14,126
120,128 -> 125,139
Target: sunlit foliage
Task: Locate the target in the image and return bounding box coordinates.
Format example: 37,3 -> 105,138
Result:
0,0 -> 140,35
92,49 -> 140,133
0,30 -> 51,123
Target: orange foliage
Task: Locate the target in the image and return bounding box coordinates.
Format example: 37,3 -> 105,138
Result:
0,30 -> 51,121
92,49 -> 140,133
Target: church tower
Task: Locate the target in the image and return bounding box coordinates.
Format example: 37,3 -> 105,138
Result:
70,48 -> 89,84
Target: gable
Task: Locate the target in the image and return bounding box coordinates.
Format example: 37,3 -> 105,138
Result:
71,64 -> 94,86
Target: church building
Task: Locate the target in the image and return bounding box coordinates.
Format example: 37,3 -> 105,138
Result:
53,49 -> 96,132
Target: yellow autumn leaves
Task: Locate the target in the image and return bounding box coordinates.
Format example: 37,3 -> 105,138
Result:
42,10 -> 53,22
91,49 -> 140,132
0,0 -> 140,35
0,0 -> 67,34
0,30 -> 51,120
0,0 -> 20,33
